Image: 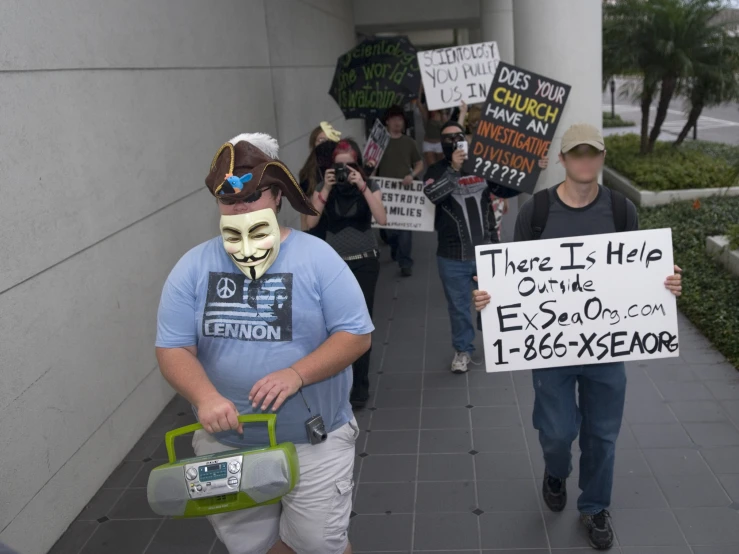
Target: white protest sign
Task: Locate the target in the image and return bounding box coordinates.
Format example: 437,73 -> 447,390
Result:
371,177 -> 435,232
418,42 -> 501,110
476,229 -> 680,373
363,119 -> 391,167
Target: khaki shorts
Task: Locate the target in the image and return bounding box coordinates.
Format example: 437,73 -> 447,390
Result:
192,419 -> 359,554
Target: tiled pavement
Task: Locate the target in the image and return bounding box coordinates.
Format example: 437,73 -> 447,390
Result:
49,233 -> 739,554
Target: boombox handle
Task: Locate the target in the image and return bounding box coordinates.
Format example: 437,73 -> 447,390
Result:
164,414 -> 278,464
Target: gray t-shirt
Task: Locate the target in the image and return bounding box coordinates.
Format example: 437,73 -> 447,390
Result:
514,184 -> 638,242
316,180 -> 381,258
376,135 -> 422,179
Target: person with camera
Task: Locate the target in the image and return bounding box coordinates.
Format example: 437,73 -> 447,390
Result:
306,139 -> 387,408
423,121 -> 540,374
156,132 -> 374,554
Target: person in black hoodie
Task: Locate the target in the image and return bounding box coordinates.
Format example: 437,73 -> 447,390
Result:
423,121 -> 545,374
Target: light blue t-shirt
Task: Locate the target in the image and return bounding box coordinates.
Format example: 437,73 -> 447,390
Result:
156,230 -> 373,447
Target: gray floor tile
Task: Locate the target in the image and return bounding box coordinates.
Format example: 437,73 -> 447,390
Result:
670,401 -> 729,423
102,461 -> 144,489
109,489 -> 162,519
471,406 -> 522,428
349,514 -> 413,551
368,407 -> 420,430
359,454 -> 417,483
365,430 -> 419,455
646,364 -> 700,382
381,354 -> 425,373
76,488 -> 125,521
681,349 -> 729,365
145,519 -> 214,554
683,422 -> 739,448
129,460 -> 160,488
477,479 -> 540,512
617,424 -> 641,450
701,447 -> 739,474
419,429 -> 472,453
691,363 -> 739,381
543,510 -> 600,548
624,400 -> 677,424
479,511 -> 549,549
611,509 -> 687,547
475,451 -> 535,480
421,388 -> 469,408
705,381 -> 739,400
621,547 -> 691,554
47,521 -> 98,554
655,382 -> 714,401
415,481 -> 477,513
611,476 -> 668,509
692,546 -> 739,554
614,449 -> 652,477
125,436 -> 160,461
80,520 -> 162,554
353,482 -> 415,514
422,371 -> 468,389
469,386 -> 517,406
723,400 -> 739,424
210,538 -> 229,553
373,388 -> 422,409
655,472 -> 732,508
643,448 -> 712,476
420,407 -> 471,429
467,370 -> 514,387
717,474 -> 739,502
375,373 -> 423,390
473,427 -> 527,452
631,423 -> 694,448
418,453 -> 474,481
414,513 -> 480,550
480,551 -> 549,554
674,507 -> 739,544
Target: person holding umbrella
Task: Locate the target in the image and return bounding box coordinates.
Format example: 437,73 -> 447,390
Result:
375,105 -> 424,277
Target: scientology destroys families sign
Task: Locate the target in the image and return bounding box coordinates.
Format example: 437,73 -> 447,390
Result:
476,229 -> 680,373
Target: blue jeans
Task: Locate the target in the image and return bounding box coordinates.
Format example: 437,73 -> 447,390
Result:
386,230 -> 413,269
532,362 -> 627,515
437,256 -> 477,353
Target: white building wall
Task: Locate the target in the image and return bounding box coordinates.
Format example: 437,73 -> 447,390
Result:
0,2 -> 357,552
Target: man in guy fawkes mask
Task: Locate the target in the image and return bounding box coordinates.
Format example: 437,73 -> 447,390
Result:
155,132 -> 373,554
422,121 -> 528,374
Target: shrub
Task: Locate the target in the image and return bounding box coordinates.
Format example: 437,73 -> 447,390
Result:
605,134 -> 739,191
639,196 -> 739,368
603,111 -> 635,128
728,223 -> 739,251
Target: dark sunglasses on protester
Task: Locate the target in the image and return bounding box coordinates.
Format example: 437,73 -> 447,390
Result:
217,189 -> 264,206
441,132 -> 467,144
565,144 -> 604,159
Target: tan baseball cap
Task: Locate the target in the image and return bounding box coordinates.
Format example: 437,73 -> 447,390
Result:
561,123 -> 605,153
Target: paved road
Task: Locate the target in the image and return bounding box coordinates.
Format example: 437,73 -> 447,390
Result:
602,78 -> 739,145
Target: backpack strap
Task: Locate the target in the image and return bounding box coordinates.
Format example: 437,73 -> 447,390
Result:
530,189 -> 551,240
609,187 -> 628,232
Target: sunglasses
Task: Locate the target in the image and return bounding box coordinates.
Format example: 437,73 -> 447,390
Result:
441,132 -> 467,144
217,189 -> 264,206
566,145 -> 604,159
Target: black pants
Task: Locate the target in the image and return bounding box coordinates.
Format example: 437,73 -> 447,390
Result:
345,256 -> 380,399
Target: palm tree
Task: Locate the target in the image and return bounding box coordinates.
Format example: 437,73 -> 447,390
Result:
674,33 -> 739,145
604,0 -> 730,154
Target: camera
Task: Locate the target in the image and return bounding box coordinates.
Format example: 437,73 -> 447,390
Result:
305,415 -> 327,445
456,140 -> 469,157
333,163 -> 349,184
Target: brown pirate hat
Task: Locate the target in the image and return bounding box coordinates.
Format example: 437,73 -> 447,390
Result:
205,133 -> 318,215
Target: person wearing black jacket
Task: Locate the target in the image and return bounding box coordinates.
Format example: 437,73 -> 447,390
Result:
423,121 -> 523,374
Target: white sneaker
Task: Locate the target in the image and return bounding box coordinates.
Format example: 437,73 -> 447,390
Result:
451,352 -> 471,374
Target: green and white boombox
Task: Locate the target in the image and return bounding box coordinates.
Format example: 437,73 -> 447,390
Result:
147,414 -> 299,518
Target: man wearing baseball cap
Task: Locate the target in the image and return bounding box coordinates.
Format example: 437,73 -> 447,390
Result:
473,123 -> 683,550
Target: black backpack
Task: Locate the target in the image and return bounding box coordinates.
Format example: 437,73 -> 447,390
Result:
530,187 -> 628,240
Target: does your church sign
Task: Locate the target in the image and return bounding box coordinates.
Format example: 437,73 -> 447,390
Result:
465,62 -> 571,195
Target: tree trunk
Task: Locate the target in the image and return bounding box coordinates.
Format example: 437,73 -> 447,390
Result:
647,76 -> 678,153
674,103 -> 703,146
639,86 -> 654,155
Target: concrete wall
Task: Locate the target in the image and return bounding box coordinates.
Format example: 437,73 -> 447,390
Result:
353,0 -> 480,32
0,1 -> 358,552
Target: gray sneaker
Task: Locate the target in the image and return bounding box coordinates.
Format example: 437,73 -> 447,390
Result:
580,510 -> 614,550
451,352 -> 471,374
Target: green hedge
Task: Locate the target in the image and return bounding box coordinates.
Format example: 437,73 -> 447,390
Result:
639,196 -> 739,368
603,111 -> 635,128
605,134 -> 739,191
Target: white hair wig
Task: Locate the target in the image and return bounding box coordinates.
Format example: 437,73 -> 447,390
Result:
228,133 -> 279,159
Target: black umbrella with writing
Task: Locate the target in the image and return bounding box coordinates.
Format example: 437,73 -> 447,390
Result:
329,36 -> 421,120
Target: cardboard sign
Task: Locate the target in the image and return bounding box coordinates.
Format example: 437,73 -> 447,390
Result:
363,119 -> 391,167
465,62 -> 571,195
371,177 -> 435,232
417,42 -> 500,110
475,229 -> 679,373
